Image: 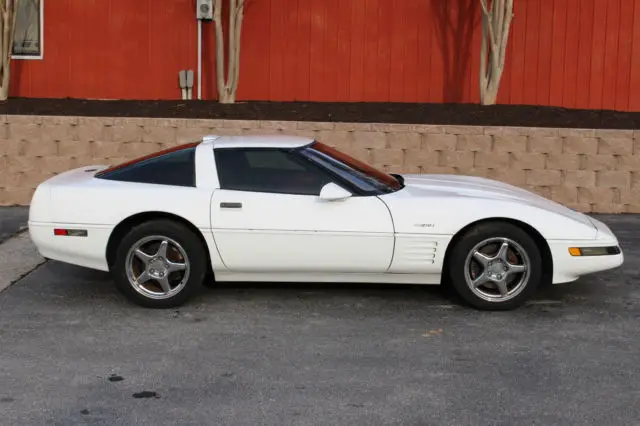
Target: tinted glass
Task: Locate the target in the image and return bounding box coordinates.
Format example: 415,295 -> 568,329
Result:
96,143 -> 198,187
299,142 -> 403,195
215,148 -> 334,195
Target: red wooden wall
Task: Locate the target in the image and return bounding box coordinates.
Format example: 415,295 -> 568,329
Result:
10,0 -> 640,111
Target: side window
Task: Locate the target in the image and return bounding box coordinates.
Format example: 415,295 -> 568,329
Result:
96,144 -> 197,187
215,148 -> 334,196
244,151 -> 306,170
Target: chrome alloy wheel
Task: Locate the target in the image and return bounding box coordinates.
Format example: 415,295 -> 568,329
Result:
125,235 -> 190,300
463,237 -> 531,302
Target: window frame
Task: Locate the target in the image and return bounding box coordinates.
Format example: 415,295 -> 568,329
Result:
12,0 -> 44,60
214,146 -> 358,197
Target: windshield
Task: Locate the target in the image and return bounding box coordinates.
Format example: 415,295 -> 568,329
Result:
299,141 -> 403,195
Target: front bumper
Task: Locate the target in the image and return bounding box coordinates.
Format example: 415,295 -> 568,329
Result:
549,217 -> 624,284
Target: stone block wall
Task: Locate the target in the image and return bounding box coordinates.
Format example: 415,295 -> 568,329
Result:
0,114 -> 638,213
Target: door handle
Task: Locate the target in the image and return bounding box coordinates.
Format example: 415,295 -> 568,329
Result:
220,202 -> 242,209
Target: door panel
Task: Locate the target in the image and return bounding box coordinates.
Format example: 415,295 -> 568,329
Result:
210,189 -> 395,273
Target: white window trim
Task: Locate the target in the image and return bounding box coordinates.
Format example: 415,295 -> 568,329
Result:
12,0 -> 44,60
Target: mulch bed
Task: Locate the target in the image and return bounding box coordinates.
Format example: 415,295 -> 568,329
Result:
1,98 -> 639,129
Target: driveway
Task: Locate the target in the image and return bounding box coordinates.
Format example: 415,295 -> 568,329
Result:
0,214 -> 638,425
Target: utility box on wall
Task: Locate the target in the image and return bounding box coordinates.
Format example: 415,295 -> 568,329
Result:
196,0 -> 213,20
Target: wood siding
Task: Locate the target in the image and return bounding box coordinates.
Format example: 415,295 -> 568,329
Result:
10,0 -> 640,111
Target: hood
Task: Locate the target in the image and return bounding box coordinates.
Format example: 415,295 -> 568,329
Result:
396,173 -> 595,229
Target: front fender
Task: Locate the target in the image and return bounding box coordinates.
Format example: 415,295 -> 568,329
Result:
379,195 -> 597,241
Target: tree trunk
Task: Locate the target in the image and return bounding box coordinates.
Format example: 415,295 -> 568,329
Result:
0,0 -> 20,101
212,0 -> 245,104
228,0 -> 245,101
212,0 -> 226,103
479,0 -> 513,106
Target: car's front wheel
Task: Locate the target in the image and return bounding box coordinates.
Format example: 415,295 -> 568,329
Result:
112,219 -> 207,308
447,221 -> 543,310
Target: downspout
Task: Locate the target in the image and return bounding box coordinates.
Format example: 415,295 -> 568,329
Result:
197,19 -> 202,100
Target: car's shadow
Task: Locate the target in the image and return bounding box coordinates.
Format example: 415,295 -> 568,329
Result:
32,259 -> 631,312
38,259 -> 456,305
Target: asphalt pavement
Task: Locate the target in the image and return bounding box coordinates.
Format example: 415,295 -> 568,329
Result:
0,213 -> 638,425
0,206 -> 28,244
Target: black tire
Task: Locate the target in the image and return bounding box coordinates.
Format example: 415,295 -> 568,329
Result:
447,221 -> 543,311
111,219 -> 207,309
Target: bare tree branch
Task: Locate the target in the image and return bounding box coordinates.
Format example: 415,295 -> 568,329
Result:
230,0 -> 245,97
498,1 -> 514,70
479,0 -> 490,16
212,0 -> 227,102
494,0 -> 504,43
225,0 -> 237,102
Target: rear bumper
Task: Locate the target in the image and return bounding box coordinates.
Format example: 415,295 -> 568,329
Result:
28,222 -> 112,272
28,170 -> 112,272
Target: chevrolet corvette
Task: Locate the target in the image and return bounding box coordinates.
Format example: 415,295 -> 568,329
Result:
28,135 -> 624,310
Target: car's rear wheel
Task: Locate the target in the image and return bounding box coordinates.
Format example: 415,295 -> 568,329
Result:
447,221 -> 543,310
112,219 -> 207,308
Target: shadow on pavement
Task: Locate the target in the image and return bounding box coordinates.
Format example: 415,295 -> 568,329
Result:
36,255 -> 626,312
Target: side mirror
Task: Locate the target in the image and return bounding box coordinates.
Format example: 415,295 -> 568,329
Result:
319,182 -> 352,201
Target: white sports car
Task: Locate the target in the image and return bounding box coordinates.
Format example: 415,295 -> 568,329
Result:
28,135 -> 623,310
